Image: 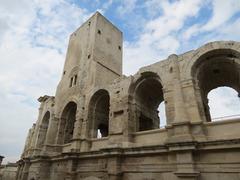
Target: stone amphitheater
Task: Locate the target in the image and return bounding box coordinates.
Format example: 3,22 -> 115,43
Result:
16,12 -> 240,180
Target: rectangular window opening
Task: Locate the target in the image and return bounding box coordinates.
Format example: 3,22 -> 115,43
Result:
74,75 -> 77,85
69,77 -> 73,87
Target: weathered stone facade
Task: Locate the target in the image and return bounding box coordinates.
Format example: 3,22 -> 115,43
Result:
0,163 -> 18,180
17,12 -> 240,180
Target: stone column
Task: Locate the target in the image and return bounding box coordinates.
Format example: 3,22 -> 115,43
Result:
45,114 -> 57,144
165,55 -> 195,143
55,116 -> 64,145
27,124 -> 36,156
20,160 -> 30,180
162,87 -> 174,125
79,96 -> 91,152
16,163 -> 24,180
108,83 -> 133,148
170,54 -> 189,123
174,151 -> 199,180
107,156 -> 122,180
181,79 -> 203,123
22,128 -> 32,158
31,105 -> 45,156
71,112 -> 83,151
79,119 -> 90,152
42,115 -> 60,154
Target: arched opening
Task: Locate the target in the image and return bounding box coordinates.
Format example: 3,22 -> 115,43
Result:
158,101 -> 166,128
192,49 -> 240,121
59,102 -> 77,144
208,87 -> 240,121
37,111 -> 50,147
133,73 -> 165,131
88,89 -> 110,138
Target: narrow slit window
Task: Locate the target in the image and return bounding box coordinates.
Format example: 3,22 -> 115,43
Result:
69,77 -> 73,87
74,75 -> 77,85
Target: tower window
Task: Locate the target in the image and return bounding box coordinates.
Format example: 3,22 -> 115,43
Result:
74,75 -> 77,85
69,75 -> 77,87
69,77 -> 73,87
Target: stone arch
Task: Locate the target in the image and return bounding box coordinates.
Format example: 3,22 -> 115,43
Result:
88,89 -> 110,138
184,41 -> 240,78
129,72 -> 166,131
37,111 -> 50,147
190,44 -> 240,122
58,101 -> 77,144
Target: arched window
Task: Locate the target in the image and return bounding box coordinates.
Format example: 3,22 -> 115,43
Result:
88,89 -> 110,138
37,111 -> 50,147
133,72 -> 166,131
158,101 -> 166,128
58,102 -> 77,144
208,87 -> 240,121
192,49 -> 240,121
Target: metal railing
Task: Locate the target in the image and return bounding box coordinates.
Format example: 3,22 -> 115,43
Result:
212,114 -> 240,121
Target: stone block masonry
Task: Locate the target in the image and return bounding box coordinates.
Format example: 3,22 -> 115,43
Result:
16,12 -> 240,180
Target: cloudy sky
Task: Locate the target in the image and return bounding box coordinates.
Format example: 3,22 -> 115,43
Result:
1,0 -> 240,164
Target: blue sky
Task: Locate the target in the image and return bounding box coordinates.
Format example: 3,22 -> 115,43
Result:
0,0 -> 240,164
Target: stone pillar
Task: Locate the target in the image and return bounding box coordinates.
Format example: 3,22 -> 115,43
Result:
55,117 -> 64,145
163,88 -> 174,125
170,54 -> 189,123
107,156 -> 122,180
73,97 -> 85,140
16,163 -> 24,180
41,117 -> 60,155
27,124 -> 36,157
71,112 -> 83,151
108,84 -> 132,148
37,162 -> 51,180
166,55 -> 200,143
21,128 -> 32,158
31,105 -> 44,156
181,79 -> 203,123
20,160 -> 30,180
79,119 -> 90,152
45,114 -> 58,145
77,96 -> 90,152
174,151 -> 199,180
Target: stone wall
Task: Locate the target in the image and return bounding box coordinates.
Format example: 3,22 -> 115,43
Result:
0,163 -> 17,180
16,12 -> 240,180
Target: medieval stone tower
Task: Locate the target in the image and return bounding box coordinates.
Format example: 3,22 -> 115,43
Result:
17,12 -> 240,180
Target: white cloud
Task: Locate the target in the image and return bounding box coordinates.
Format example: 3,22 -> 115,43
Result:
145,0 -> 202,34
102,0 -> 113,12
117,0 -> 137,16
208,87 -> 240,119
123,0 -> 203,75
203,0 -> 240,31
183,0 -> 240,40
219,18 -> 240,39
183,24 -> 201,40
